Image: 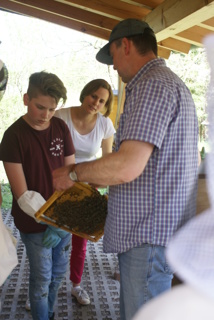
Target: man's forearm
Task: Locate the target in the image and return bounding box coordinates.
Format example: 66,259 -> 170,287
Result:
53,140 -> 154,191
76,153 -> 127,186
53,152 -> 130,191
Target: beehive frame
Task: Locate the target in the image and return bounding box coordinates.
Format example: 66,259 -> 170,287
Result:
35,182 -> 107,242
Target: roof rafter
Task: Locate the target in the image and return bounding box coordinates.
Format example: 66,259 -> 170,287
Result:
1,0 -> 214,57
56,0 -> 151,20
145,0 -> 214,41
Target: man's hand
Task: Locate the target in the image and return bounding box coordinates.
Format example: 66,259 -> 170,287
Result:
52,164 -> 75,191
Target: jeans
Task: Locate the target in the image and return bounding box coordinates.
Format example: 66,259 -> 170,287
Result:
69,234 -> 87,284
118,244 -> 173,320
20,231 -> 71,320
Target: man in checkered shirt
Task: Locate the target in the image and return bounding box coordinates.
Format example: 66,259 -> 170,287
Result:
53,19 -> 199,320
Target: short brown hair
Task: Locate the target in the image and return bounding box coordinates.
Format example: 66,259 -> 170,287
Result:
79,79 -> 114,117
27,71 -> 67,106
114,28 -> 157,57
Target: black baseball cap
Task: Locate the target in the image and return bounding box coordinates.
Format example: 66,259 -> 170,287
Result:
96,19 -> 154,65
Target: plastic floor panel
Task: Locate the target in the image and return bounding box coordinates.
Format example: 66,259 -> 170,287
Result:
0,209 -> 120,320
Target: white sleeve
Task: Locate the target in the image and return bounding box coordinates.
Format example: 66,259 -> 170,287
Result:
102,116 -> 116,139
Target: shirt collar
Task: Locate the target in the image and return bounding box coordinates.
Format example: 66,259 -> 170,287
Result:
126,58 -> 166,93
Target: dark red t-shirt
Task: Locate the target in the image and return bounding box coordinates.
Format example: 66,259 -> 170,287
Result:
0,116 -> 75,233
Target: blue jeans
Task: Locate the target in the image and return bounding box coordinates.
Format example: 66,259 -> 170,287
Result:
118,244 -> 173,320
20,232 -> 71,320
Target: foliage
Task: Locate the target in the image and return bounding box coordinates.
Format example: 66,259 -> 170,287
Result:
166,48 -> 210,154
98,188 -> 108,195
166,48 -> 210,144
0,10 -> 118,181
1,183 -> 12,209
0,11 -> 211,181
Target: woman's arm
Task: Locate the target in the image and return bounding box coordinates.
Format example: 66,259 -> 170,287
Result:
101,135 -> 114,156
64,154 -> 75,166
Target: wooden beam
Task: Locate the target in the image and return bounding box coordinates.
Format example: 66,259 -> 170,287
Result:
121,0 -> 163,9
57,0 -> 150,20
158,37 -> 191,54
1,0 -> 212,59
202,17 -> 214,27
157,45 -> 171,59
115,79 -> 125,129
7,0 -> 119,30
144,0 -> 214,42
176,25 -> 214,46
199,17 -> 214,31
0,0 -> 111,39
198,22 -> 214,32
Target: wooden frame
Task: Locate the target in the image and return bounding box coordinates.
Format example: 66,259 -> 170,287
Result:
35,182 -> 108,242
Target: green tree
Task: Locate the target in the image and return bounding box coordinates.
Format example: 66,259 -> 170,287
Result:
0,11 -> 211,181
167,48 -> 210,145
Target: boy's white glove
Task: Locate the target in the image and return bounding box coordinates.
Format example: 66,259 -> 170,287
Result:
17,191 -> 46,221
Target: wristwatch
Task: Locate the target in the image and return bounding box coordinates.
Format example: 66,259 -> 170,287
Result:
69,169 -> 78,182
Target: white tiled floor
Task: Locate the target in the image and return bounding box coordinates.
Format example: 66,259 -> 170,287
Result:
0,209 -> 120,320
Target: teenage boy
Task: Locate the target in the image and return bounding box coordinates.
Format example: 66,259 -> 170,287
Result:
0,71 -> 75,320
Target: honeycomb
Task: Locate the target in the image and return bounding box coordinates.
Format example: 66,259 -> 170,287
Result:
35,183 -> 108,242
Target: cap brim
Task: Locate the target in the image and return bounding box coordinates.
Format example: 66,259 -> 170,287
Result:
96,43 -> 113,65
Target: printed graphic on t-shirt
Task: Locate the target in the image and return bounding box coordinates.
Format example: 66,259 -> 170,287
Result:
50,138 -> 64,156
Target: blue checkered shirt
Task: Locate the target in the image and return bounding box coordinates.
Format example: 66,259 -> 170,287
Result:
103,58 -> 199,253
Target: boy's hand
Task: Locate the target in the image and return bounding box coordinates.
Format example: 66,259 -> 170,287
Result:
52,165 -> 75,191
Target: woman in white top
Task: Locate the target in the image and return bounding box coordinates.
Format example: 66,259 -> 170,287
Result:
55,79 -> 115,305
